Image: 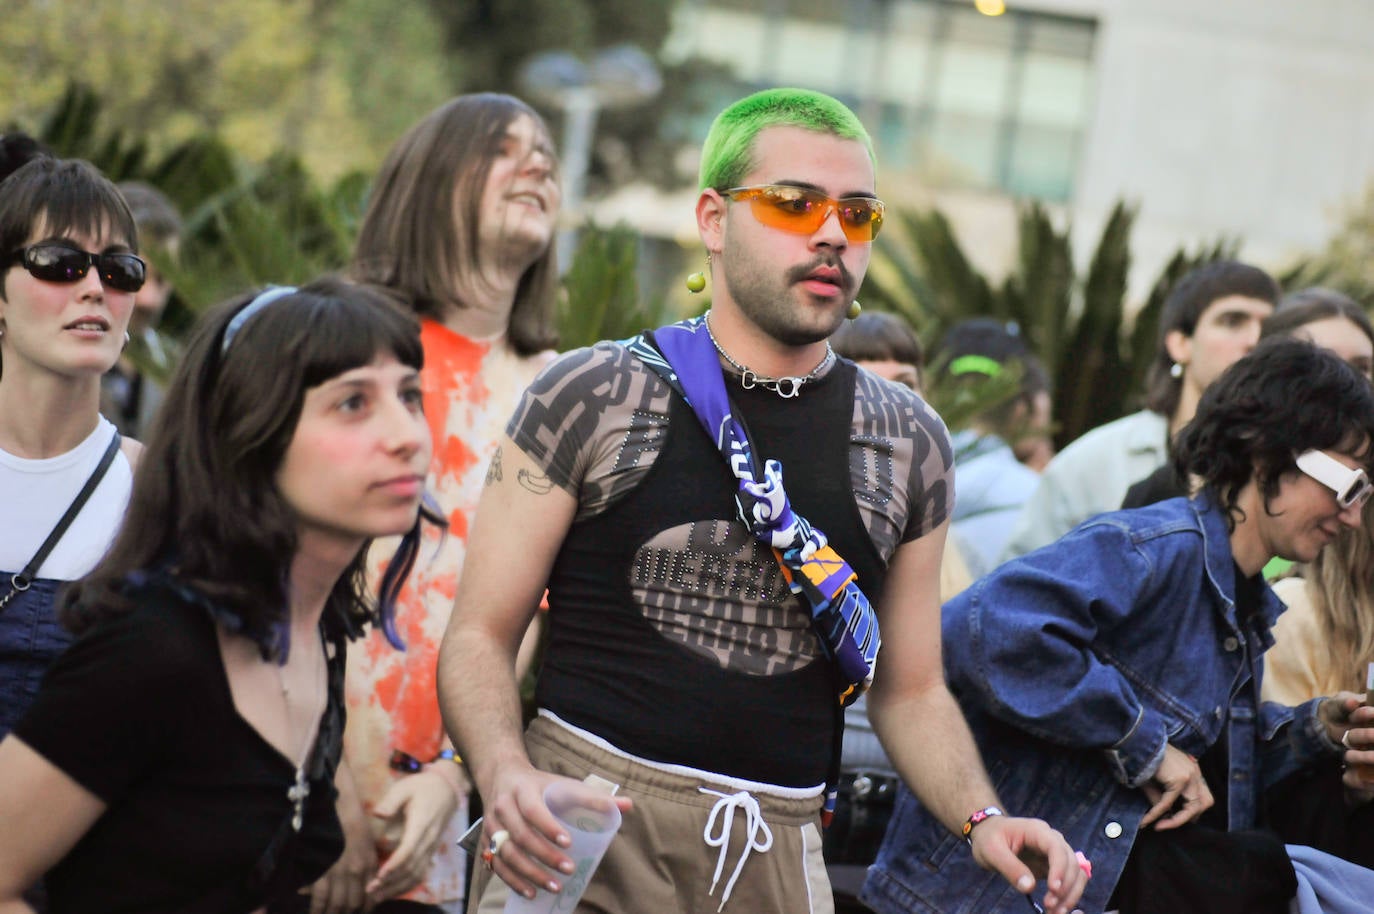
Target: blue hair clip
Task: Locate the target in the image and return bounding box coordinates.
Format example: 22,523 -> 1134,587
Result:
222,285 -> 298,355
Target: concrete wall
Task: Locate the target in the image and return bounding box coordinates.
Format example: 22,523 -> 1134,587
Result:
1004,0 -> 1374,296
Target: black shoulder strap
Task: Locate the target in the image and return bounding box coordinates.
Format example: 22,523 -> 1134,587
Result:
8,430 -> 122,591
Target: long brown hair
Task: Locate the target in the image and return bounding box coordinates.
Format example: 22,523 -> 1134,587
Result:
1265,288 -> 1374,693
61,278 -> 431,658
1303,501 -> 1374,695
351,93 -> 559,356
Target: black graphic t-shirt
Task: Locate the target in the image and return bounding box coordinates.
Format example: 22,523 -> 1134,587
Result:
507,342 -> 953,785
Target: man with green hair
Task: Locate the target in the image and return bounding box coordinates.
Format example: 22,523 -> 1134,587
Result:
440,87 -> 1087,914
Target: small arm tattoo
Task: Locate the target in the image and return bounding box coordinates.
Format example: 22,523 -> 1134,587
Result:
518,469 -> 553,495
485,446 -> 503,486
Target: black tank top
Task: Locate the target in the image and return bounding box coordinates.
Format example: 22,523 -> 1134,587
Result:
536,358 -> 886,786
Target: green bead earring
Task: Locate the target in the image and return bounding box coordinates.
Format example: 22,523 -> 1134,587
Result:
686,252 -> 711,293
847,299 -> 862,320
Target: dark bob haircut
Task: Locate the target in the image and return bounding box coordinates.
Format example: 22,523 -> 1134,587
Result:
1174,337 -> 1374,531
63,277 -> 437,658
0,156 -> 138,377
0,156 -> 138,278
830,311 -> 925,367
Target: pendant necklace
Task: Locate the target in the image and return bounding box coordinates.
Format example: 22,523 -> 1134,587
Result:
704,312 -> 834,399
276,630 -> 325,832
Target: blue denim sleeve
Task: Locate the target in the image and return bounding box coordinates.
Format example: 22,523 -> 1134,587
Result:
1257,696 -> 1343,789
944,521 -> 1169,788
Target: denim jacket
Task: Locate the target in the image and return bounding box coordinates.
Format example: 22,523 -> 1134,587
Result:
863,495 -> 1342,914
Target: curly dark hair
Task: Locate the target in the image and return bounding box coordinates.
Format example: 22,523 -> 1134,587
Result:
1174,337 -> 1374,530
62,276 -> 441,658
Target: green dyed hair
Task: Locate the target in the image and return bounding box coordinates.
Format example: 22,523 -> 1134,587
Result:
698,88 -> 875,191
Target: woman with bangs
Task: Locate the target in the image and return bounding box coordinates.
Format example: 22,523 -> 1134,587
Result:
0,153 -> 146,747
333,93 -> 562,913
0,278 -> 442,913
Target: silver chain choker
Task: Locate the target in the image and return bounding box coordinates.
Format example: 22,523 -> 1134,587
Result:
704,314 -> 835,399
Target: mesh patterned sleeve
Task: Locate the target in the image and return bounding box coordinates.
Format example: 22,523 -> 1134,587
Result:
848,368 -> 956,552
505,341 -> 675,521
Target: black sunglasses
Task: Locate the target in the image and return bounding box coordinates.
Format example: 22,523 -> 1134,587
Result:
5,242 -> 146,293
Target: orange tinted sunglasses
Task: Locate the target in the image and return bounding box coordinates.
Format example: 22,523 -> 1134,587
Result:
723,185 -> 885,242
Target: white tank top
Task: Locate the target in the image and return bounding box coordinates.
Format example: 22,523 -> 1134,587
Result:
0,416 -> 134,580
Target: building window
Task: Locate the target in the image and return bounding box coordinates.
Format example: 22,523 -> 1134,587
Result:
668,0 -> 1096,202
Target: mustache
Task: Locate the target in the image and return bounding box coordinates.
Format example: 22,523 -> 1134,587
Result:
785,257 -> 854,293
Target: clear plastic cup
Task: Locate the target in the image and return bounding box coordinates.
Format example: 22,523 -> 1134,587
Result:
503,780 -> 622,914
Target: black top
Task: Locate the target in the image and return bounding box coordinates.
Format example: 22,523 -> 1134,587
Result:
14,576 -> 345,914
1121,463 -> 1187,510
539,360 -> 883,786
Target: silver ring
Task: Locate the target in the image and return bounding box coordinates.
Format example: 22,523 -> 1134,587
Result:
488,829 -> 511,856
1343,729 -> 1354,749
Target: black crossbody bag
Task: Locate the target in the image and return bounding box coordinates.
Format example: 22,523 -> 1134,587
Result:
0,432 -> 121,613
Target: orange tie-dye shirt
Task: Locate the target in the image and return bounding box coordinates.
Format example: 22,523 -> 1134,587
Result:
345,318 -> 552,904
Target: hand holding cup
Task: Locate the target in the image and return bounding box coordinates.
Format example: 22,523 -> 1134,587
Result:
502,780 -> 623,914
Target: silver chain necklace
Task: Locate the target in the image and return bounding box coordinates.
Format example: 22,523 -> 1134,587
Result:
275,631 -> 325,831
703,314 -> 834,399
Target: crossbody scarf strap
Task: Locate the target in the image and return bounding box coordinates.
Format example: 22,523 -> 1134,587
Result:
627,317 -> 882,825
627,315 -> 883,693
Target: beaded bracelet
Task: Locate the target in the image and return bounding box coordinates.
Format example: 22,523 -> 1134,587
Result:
961,806 -> 1005,845
388,748 -> 463,773
425,749 -> 468,798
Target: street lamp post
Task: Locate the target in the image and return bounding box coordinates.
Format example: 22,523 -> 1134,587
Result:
520,44 -> 662,268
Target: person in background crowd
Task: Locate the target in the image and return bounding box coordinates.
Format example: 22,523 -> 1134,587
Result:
867,338 -> 1374,914
1253,288 -> 1374,869
329,92 -> 562,914
0,151 -> 145,914
930,318 -> 1048,578
100,181 -> 184,438
0,133 -> 51,179
0,155 -> 144,740
0,278 -> 440,913
1002,259 -> 1279,559
1011,379 -> 1056,473
829,311 -> 925,392
1264,287 -> 1373,380
1122,287 -> 1374,512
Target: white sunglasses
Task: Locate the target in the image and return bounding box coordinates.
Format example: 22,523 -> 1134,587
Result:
1295,450 -> 1373,510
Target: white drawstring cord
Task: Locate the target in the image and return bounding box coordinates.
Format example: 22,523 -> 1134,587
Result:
699,787 -> 774,912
